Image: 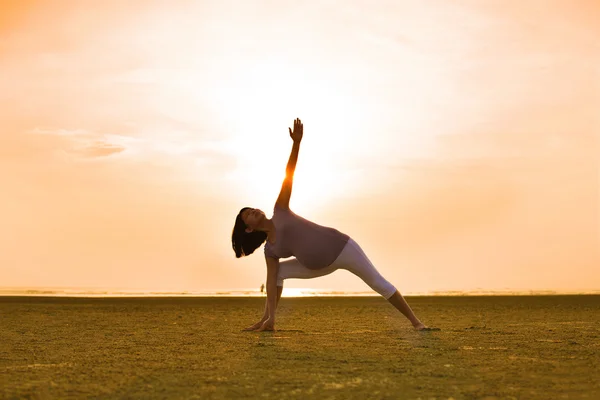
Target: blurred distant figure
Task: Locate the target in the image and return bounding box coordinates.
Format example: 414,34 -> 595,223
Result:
231,118 -> 439,333
260,283 -> 265,294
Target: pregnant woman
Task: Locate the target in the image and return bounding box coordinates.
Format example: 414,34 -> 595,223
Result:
232,118 -> 438,332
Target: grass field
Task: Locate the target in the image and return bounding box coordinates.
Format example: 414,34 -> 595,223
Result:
1,295 -> 599,399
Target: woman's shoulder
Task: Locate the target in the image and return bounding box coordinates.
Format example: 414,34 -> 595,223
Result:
273,204 -> 292,214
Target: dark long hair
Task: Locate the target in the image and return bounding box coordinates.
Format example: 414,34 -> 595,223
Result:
231,207 -> 268,258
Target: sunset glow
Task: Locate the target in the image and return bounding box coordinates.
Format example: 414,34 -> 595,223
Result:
1,0 -> 598,295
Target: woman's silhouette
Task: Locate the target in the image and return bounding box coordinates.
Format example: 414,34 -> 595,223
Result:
232,118 -> 438,332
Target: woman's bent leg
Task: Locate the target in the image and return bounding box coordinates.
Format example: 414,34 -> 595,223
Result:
277,258 -> 339,286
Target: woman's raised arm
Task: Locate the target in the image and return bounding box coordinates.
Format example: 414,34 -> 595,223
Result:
275,118 -> 303,210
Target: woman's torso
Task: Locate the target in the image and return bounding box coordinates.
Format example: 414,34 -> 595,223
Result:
264,206 -> 349,269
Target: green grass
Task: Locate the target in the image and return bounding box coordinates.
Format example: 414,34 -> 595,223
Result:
1,295 -> 599,399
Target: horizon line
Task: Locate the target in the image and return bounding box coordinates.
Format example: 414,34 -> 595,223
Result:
1,286 -> 599,298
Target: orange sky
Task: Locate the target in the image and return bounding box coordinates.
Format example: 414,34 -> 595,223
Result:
1,0 -> 598,294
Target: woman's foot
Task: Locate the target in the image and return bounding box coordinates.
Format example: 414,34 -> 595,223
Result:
414,323 -> 440,331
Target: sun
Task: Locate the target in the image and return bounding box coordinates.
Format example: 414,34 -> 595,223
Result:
217,58 -> 366,213
225,142 -> 346,215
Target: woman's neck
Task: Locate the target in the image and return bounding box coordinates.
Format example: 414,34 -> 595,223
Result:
263,219 -> 276,244
256,218 -> 275,234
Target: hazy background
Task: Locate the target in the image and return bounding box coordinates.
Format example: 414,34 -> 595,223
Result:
1,0 -> 598,294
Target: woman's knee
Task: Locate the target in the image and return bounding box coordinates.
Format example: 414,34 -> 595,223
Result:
377,283 -> 397,300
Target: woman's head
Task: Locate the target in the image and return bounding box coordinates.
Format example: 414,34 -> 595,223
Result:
231,207 -> 268,258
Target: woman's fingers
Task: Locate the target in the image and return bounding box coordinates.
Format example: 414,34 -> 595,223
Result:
289,118 -> 303,140
291,118 -> 302,130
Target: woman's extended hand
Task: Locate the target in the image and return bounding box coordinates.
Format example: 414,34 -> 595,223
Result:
289,118 -> 303,143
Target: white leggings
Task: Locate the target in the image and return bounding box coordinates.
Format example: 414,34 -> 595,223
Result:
276,238 -> 397,299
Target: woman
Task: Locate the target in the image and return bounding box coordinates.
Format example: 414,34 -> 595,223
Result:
231,118 -> 438,332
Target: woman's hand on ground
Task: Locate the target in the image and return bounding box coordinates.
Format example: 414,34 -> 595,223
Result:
256,318 -> 275,332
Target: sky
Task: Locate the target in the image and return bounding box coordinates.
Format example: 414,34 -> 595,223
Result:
1,0 -> 598,294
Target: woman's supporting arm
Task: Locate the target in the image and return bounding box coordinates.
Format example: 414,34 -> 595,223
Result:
257,256 -> 281,331
275,118 -> 303,210
243,282 -> 282,331
261,284 -> 283,321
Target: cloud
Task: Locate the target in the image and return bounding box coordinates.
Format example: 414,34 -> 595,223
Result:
29,127 -> 129,160
24,125 -> 238,184
71,142 -> 125,158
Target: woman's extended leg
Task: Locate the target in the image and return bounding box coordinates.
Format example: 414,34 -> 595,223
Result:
386,290 -> 425,329
332,238 -> 434,330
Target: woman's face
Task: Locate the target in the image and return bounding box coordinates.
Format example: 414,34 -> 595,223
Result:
241,208 -> 265,231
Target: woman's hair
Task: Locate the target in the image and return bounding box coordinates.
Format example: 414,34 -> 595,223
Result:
231,207 -> 268,258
